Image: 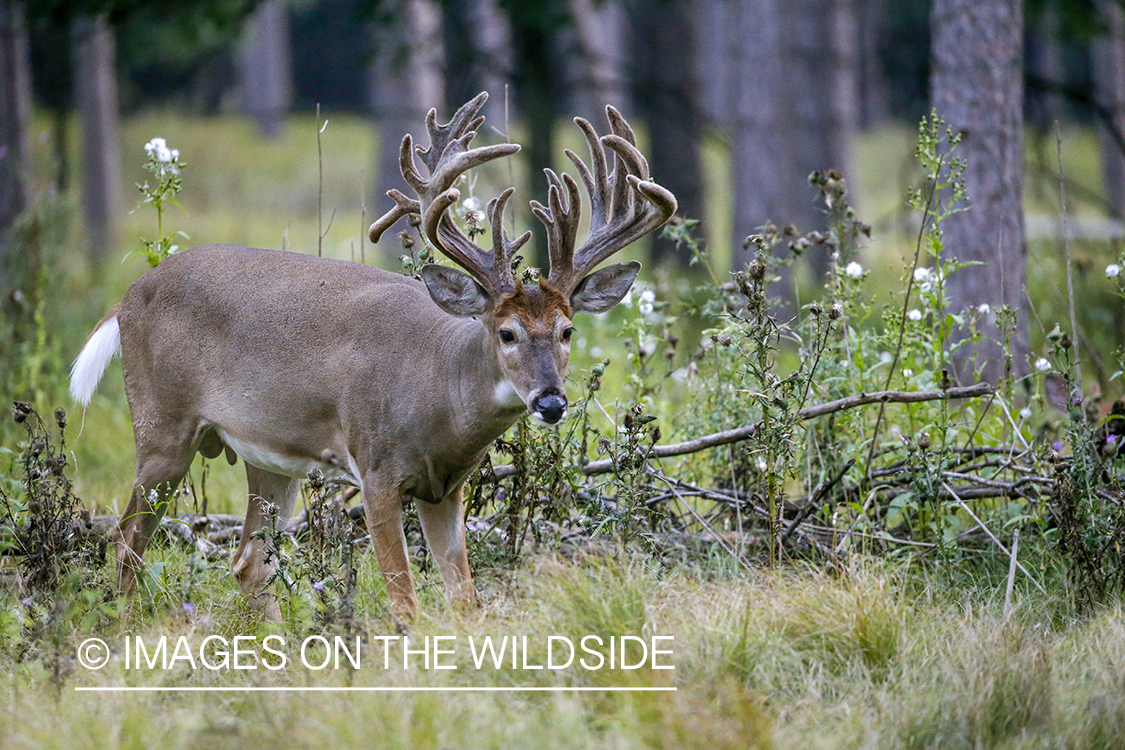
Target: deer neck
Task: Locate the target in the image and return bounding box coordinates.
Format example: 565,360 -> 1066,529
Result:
446,318 -> 527,446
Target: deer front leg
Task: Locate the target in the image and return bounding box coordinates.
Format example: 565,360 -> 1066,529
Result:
232,465 -> 300,622
362,481 -> 419,624
417,484 -> 476,610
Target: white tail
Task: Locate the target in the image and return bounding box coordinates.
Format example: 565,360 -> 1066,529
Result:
81,93 -> 675,624
69,314 -> 121,407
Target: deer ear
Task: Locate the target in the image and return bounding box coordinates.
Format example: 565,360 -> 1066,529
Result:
569,261 -> 641,314
421,264 -> 490,317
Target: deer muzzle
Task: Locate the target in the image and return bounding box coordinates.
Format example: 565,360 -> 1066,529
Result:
531,389 -> 568,425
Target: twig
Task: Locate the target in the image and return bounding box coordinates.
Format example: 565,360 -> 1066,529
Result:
941,481 -> 1045,592
1004,527 -> 1019,620
1055,120 -> 1083,394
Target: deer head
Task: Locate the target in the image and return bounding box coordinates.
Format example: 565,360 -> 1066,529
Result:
370,92 -> 677,424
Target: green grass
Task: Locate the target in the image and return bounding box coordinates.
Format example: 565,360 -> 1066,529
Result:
6,109 -> 1125,747
1,554 -> 1123,748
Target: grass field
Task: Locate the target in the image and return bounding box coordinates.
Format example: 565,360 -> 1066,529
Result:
4,110 -> 1125,748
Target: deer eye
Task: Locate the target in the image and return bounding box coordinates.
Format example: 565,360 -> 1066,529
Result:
562,327 -> 574,342
499,329 -> 516,344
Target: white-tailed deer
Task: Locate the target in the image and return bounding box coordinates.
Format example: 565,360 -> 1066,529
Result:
69,93 -> 676,622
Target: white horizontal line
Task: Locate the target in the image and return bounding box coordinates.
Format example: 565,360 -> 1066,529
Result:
75,686 -> 676,693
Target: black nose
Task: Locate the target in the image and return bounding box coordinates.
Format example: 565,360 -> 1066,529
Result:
533,393 -> 567,424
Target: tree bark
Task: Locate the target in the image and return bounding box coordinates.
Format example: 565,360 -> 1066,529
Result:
931,0 -> 1028,383
237,0 -> 292,139
786,0 -> 858,277
856,0 -> 888,129
0,0 -> 30,244
563,0 -> 626,123
72,14 -> 122,263
442,0 -> 511,123
1094,0 -> 1125,219
369,0 -> 444,258
730,0 -> 793,273
629,0 -> 704,266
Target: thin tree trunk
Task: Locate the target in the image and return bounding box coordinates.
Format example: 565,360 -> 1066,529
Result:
731,0 -> 794,276
787,0 -> 858,278
931,0 -> 1028,383
369,0 -> 444,257
564,0 -> 626,122
629,0 -> 704,266
696,0 -> 736,131
237,0 -> 292,139
72,14 -> 122,262
1094,0 -> 1125,219
0,0 -> 30,241
1026,7 -> 1064,129
509,11 -> 556,267
857,0 -> 888,129
442,0 -> 510,122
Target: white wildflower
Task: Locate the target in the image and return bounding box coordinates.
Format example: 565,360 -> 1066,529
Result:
920,281 -> 933,294
845,261 -> 863,279
638,289 -> 656,315
1019,407 -> 1032,419
1035,358 -> 1051,373
879,351 -> 892,364
977,303 -> 991,315
913,267 -> 931,283
907,309 -> 922,321
620,290 -> 633,308
1107,263 -> 1121,279
902,369 -> 914,378
756,457 -> 768,472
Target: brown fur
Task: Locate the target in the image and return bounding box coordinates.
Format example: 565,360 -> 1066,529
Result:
492,281 -> 572,324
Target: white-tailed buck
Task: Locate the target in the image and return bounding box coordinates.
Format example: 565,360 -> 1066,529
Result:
69,93 -> 676,621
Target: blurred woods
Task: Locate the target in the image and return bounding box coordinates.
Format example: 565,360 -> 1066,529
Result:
1,0 -> 1125,380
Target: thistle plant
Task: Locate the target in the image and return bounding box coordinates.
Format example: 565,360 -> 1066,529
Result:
131,137 -> 187,267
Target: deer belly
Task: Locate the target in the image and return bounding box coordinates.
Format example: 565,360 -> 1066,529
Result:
215,427 -> 355,482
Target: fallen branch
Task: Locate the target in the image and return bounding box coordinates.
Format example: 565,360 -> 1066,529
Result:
490,382 -> 994,478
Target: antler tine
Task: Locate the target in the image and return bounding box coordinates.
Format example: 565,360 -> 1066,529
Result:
531,169 -> 582,290
486,187 -> 531,293
416,92 -> 489,174
546,107 -> 677,292
369,188 -> 421,243
367,93 -> 524,296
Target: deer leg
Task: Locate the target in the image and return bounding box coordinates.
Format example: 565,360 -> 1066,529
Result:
232,465 -> 300,622
115,440 -> 195,596
417,485 -> 476,609
361,481 -> 418,623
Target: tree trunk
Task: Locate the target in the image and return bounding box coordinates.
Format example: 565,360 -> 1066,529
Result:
629,0 -> 704,266
0,0 -> 30,243
696,0 -> 736,132
730,0 -> 794,274
786,0 -> 858,278
442,0 -> 511,123
931,0 -> 1028,383
237,0 -> 292,139
369,0 -> 444,258
1025,7 -> 1064,129
508,10 -> 557,268
1094,0 -> 1125,219
72,14 -> 122,262
563,0 -> 626,122
856,0 -> 888,129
